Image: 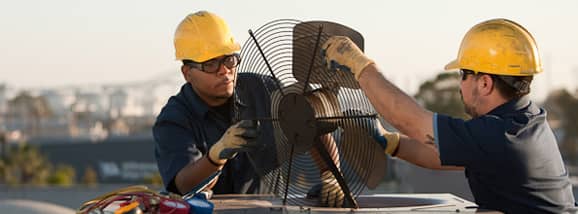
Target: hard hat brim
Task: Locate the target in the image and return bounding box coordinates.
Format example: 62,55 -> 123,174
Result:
444,59 -> 460,71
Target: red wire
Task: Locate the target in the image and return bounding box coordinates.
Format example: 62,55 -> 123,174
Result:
80,191 -> 190,214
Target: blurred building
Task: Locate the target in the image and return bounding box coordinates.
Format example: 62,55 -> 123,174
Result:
0,72 -> 182,144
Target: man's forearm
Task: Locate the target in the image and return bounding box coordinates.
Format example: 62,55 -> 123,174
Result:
175,156 -> 223,194
358,64 -> 434,144
395,134 -> 462,170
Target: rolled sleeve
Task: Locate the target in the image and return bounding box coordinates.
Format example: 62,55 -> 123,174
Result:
153,120 -> 203,192
433,113 -> 440,149
435,114 -> 501,167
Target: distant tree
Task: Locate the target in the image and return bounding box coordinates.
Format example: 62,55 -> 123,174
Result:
144,171 -> 163,187
0,144 -> 78,186
0,144 -> 51,186
0,160 -> 7,183
47,164 -> 76,187
414,72 -> 468,119
82,166 -> 98,187
543,89 -> 578,160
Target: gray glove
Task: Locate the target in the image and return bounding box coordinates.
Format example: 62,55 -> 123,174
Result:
208,120 -> 261,165
320,170 -> 345,207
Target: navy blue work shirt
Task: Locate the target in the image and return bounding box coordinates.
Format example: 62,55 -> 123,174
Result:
153,73 -> 277,195
434,96 -> 576,213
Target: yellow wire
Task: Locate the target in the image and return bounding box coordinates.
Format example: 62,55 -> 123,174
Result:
76,185 -> 156,213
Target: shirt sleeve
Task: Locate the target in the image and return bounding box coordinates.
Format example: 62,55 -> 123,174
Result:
153,118 -> 203,193
434,113 -> 504,167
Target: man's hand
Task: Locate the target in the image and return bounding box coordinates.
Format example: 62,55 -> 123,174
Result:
322,36 -> 374,80
208,120 -> 261,165
342,110 -> 400,156
320,170 -> 345,207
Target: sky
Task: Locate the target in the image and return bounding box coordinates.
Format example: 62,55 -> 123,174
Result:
1,0 -> 577,100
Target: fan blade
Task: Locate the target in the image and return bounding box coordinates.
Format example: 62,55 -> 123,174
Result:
315,120 -> 338,136
293,21 -> 365,89
340,125 -> 388,189
306,88 -> 341,121
312,138 -> 359,208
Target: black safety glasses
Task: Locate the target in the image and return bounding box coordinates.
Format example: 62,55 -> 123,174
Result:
459,69 -> 476,81
186,53 -> 241,74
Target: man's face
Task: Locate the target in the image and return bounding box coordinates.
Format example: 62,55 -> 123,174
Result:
182,54 -> 239,106
459,70 -> 480,118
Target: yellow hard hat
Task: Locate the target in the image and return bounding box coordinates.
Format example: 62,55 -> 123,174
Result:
445,19 -> 542,76
174,11 -> 240,62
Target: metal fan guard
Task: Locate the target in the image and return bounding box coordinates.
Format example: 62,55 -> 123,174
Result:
235,19 -> 385,208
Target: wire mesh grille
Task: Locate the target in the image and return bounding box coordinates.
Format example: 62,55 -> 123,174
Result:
235,19 -> 386,207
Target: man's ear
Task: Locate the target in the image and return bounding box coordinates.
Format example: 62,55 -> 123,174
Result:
181,65 -> 191,82
478,74 -> 494,96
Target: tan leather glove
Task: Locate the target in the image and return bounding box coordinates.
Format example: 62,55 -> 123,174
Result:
322,36 -> 374,80
370,119 -> 400,155
208,120 -> 260,165
320,170 -> 345,207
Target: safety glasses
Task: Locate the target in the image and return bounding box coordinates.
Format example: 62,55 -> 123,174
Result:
187,53 -> 241,74
459,69 -> 476,81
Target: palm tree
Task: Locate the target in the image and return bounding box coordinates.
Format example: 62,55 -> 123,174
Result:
0,144 -> 51,185
7,91 -> 53,137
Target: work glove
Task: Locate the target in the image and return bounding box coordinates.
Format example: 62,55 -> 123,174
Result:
322,36 -> 374,80
208,120 -> 261,165
341,110 -> 400,156
320,170 -> 345,208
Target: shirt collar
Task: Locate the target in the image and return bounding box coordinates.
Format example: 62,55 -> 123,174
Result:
181,83 -> 209,118
487,96 -> 532,116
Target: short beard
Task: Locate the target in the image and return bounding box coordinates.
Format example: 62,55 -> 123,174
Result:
214,95 -> 231,100
464,103 -> 478,118
214,89 -> 234,100
462,87 -> 479,118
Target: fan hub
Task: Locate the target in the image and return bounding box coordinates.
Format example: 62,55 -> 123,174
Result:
278,93 -> 317,149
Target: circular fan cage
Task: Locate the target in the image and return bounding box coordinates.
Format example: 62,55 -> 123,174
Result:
235,19 -> 387,208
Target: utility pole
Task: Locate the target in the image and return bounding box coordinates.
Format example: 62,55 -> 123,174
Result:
0,129 -> 5,161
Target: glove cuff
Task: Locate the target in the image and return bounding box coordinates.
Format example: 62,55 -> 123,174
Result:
383,132 -> 400,156
206,155 -> 223,167
208,144 -> 227,166
353,57 -> 375,81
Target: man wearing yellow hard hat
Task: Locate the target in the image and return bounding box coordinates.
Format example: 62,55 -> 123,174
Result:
153,11 -> 277,196
321,19 -> 577,212
153,11 -> 350,208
